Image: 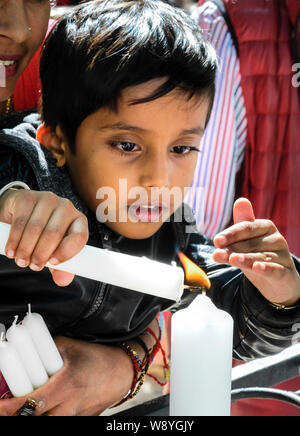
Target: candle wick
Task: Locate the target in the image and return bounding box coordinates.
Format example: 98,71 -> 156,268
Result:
13,315 -> 18,327
28,303 -> 31,315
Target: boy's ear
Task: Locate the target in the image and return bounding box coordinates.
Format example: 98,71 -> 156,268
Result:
36,124 -> 67,168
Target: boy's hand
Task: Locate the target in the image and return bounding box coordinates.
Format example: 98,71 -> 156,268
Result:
213,198 -> 300,307
0,189 -> 89,287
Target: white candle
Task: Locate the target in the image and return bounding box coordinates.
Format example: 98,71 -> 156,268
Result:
22,305 -> 63,376
170,294 -> 233,416
6,317 -> 49,389
0,333 -> 34,397
0,222 -> 184,301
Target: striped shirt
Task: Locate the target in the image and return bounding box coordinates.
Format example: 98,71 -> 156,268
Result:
186,1 -> 247,238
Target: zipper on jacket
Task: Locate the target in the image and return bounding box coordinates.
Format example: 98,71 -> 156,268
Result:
83,281 -> 107,319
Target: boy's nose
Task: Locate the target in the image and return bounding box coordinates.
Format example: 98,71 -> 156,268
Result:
0,1 -> 30,44
139,154 -> 171,189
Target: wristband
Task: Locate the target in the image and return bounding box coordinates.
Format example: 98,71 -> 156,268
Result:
0,182 -> 31,199
113,343 -> 147,407
269,301 -> 299,310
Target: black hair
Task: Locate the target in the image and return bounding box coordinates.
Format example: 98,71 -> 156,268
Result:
40,0 -> 217,152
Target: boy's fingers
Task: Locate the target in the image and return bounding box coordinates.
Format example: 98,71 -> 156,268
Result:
233,198 -> 255,224
212,248 -> 230,264
214,219 -> 278,249
213,249 -> 293,270
227,252 -> 292,270
226,232 -> 290,257
251,261 -> 287,276
228,254 -> 285,278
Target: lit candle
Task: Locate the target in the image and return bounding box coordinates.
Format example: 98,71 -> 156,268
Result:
6,317 -> 49,389
22,305 -> 63,376
0,333 -> 34,397
170,294 -> 233,416
170,252 -> 234,416
0,222 -> 184,301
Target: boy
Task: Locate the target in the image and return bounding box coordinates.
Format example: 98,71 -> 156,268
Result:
0,0 -> 299,415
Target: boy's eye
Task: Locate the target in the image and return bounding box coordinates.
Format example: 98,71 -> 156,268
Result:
111,141 -> 140,153
171,146 -> 200,155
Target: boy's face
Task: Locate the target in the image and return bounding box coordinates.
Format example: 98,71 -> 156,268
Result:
59,79 -> 210,240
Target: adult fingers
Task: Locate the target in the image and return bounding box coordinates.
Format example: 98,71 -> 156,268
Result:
28,200 -> 86,270
12,193 -> 61,269
4,191 -> 39,259
48,214 -> 89,266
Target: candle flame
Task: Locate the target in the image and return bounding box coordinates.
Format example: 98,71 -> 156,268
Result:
178,251 -> 211,289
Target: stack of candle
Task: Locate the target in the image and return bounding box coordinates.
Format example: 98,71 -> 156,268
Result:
0,305 -> 64,398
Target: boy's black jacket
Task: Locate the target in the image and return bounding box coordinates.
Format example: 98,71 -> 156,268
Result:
0,112 -> 299,361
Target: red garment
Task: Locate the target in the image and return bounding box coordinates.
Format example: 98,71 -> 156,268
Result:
223,0 -> 300,257
13,20 -> 56,112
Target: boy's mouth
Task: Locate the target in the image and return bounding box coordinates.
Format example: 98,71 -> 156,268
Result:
128,204 -> 165,223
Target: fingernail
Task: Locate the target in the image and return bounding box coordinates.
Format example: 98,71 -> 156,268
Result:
29,263 -> 43,272
49,258 -> 60,265
16,258 -> 27,268
6,250 -> 15,258
216,235 -> 227,246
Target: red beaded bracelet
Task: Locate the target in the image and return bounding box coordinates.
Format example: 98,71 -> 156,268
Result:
113,343 -> 147,407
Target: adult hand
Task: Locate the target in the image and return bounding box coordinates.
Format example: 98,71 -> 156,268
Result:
0,337 -> 133,416
0,189 -> 89,287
